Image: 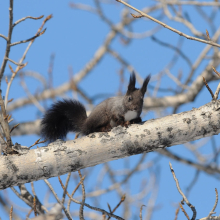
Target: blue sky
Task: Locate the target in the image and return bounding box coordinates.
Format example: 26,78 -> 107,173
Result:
0,0 -> 220,219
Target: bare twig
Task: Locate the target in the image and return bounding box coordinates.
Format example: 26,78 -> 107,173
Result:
130,13 -> 143,18
33,196 -> 37,216
121,25 -> 162,39
5,63 -> 27,111
31,183 -> 36,196
69,2 -> 98,14
164,1 -> 220,6
6,58 -> 26,66
174,206 -> 180,220
179,203 -> 190,220
0,0 -> 14,86
67,176 -> 85,213
159,149 -> 220,178
139,205 -> 145,220
207,188 -> 218,218
19,71 -> 47,88
212,67 -> 220,78
107,204 -> 112,214
165,69 -> 189,90
115,0 -> 220,48
185,170 -> 200,198
206,30 -> 211,41
151,36 -> 192,67
10,123 -> 19,133
213,83 -> 220,100
35,14 -> 52,37
10,29 -> 46,46
44,179 -> 72,220
5,113 -> 11,121
69,75 -> 93,104
26,209 -> 33,220
4,14 -> 52,109
202,77 -> 214,98
13,15 -> 44,27
19,184 -> 46,214
107,194 -> 126,220
0,34 -> 8,41
58,176 -> 123,220
183,27 -> 220,87
10,187 -> 45,215
6,63 -> 27,101
86,153 -> 147,198
29,138 -> 46,149
169,162 -> 197,220
103,213 -> 106,220
0,90 -> 13,149
47,53 -> 55,89
10,206 -> 13,220
162,3 -> 203,38
62,172 -> 71,204
20,80 -> 45,113
78,170 -> 86,220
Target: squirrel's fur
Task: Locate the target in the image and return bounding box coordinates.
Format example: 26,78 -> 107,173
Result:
40,72 -> 151,142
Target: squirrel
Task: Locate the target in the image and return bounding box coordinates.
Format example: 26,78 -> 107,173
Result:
40,72 -> 151,142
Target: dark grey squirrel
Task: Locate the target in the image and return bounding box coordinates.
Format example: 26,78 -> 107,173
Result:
40,72 -> 151,142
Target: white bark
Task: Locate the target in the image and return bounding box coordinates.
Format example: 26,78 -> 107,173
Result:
0,100 -> 220,190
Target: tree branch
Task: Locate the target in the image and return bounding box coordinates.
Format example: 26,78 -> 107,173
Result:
116,0 -> 220,48
0,34 -> 8,41
10,29 -> 46,46
164,1 -> 220,6
0,100 -> 220,189
13,15 -> 44,27
0,0 -> 14,87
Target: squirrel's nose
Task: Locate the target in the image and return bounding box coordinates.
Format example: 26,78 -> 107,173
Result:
134,107 -> 137,111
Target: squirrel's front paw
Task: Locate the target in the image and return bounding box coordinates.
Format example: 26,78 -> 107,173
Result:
121,121 -> 130,128
130,117 -> 142,124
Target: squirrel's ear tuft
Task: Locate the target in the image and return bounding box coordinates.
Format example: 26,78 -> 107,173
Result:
127,71 -> 136,94
140,74 -> 151,95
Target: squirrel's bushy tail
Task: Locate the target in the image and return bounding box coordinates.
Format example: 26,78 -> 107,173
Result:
41,99 -> 87,142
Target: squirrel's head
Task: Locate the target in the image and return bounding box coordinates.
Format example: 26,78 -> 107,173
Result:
123,72 -> 151,113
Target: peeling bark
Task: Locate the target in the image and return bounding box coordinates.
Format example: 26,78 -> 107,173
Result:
1,100 -> 220,190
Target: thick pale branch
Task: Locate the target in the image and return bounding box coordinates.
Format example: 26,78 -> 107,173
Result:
0,100 -> 220,189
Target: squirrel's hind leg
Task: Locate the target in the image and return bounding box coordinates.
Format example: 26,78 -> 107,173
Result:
93,124 -> 111,133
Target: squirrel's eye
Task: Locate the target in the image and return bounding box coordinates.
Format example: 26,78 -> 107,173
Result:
128,97 -> 132,101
